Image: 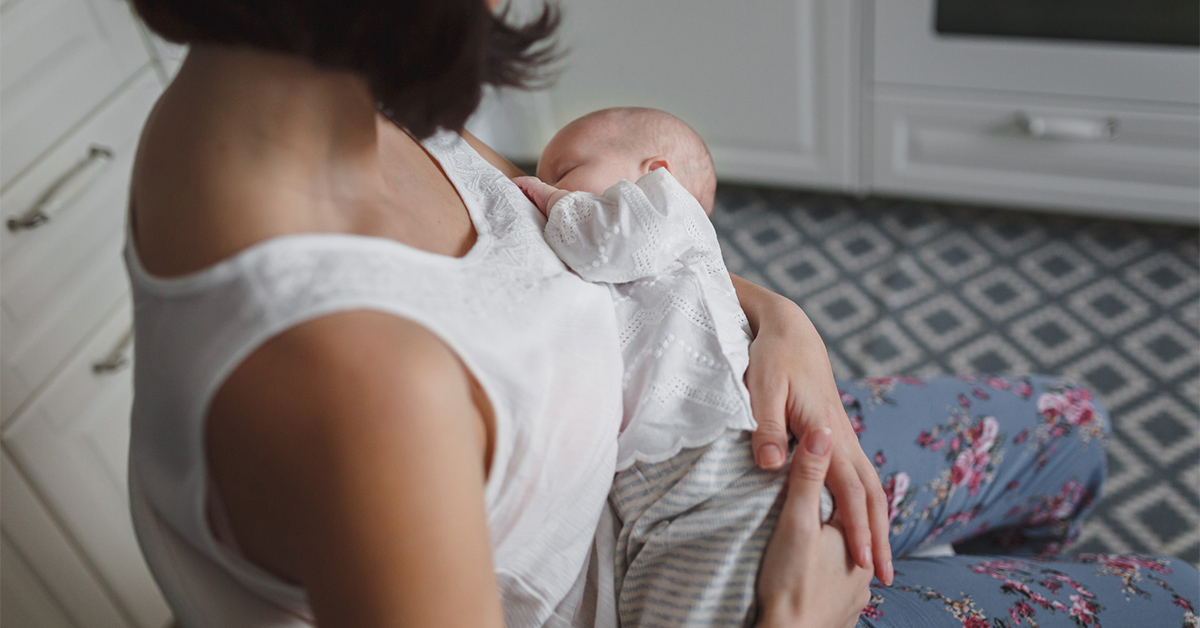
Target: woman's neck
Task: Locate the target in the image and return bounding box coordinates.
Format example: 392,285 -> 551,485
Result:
167,44 -> 385,190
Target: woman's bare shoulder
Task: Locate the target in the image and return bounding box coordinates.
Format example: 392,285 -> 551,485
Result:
204,310 -> 502,625
129,83 -> 331,279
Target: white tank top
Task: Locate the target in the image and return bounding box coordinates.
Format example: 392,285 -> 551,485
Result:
126,130 -> 624,627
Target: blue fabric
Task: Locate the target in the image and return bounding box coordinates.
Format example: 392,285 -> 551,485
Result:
846,375 -> 1198,627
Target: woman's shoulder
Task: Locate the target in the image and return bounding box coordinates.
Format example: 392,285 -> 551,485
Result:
204,308 -> 497,608
130,117 -> 316,279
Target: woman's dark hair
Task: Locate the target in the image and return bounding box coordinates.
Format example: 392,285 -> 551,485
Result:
132,0 -> 561,138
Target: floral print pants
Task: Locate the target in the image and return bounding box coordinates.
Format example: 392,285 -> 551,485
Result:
843,375 -> 1198,628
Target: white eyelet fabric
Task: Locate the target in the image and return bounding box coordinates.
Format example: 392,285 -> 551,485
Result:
542,169 -> 756,472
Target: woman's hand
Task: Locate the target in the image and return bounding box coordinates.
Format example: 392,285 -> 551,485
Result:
756,427 -> 874,628
730,274 -> 894,585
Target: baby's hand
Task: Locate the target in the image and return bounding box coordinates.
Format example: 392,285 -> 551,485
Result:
513,176 -> 570,217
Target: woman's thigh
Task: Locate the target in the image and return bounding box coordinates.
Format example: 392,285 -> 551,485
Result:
858,553 -> 1199,628
836,375 -> 1110,557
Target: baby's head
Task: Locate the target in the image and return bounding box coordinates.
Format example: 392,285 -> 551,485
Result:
536,107 -> 717,214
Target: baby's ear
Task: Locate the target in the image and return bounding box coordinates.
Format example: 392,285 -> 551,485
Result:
641,156 -> 671,176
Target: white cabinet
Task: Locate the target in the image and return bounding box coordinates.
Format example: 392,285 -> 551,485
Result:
0,1 -> 175,627
476,0 -> 1199,223
867,0 -> 1200,223
2,71 -> 161,421
0,0 -> 151,189
539,0 -> 860,190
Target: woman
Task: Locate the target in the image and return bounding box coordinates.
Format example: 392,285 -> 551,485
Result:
125,1 -> 879,626
125,1 -> 1196,627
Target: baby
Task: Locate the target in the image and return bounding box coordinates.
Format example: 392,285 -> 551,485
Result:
515,107 -> 833,627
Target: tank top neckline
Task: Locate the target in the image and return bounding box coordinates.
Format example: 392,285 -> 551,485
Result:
125,129 -> 494,297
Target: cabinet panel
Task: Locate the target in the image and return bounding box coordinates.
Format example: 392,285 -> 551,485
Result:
0,0 -> 150,189
1,452 -> 130,628
870,88 -> 1200,223
3,299 -> 173,628
2,532 -> 78,628
872,0 -> 1200,106
1,69 -> 160,423
543,0 -> 858,190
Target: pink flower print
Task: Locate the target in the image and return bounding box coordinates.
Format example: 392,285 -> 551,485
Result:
968,471 -> 984,496
1030,592 -> 1050,609
918,430 -> 934,447
1051,600 -> 1067,612
839,390 -> 854,406
986,376 -> 1010,390
1038,389 -> 1097,427
884,472 -> 910,524
963,617 -> 989,628
1010,600 -> 1035,623
1007,480 -> 1020,491
951,436 -> 962,452
874,451 -> 886,467
1175,595 -> 1194,612
971,387 -> 989,400
977,416 -> 999,452
1069,594 -> 1099,624
931,439 -> 945,452
849,414 -> 864,435
1015,428 -> 1029,444
1014,381 -> 1033,398
951,449 -> 975,486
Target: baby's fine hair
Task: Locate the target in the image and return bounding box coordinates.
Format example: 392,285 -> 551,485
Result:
578,107 -> 717,213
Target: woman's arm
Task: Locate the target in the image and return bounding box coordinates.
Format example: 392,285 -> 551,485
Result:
462,129 -> 528,178
207,311 -> 504,627
730,273 -> 894,586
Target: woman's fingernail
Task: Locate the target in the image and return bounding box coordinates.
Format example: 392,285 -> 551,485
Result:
759,444 -> 784,468
886,560 -> 894,585
806,427 -> 832,456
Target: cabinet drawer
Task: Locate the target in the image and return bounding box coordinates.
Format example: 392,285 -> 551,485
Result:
870,89 -> 1200,223
1,69 -> 160,422
3,297 -> 173,628
0,0 -> 151,189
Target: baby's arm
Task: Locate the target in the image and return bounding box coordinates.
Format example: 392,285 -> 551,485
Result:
513,176 -> 569,217
517,171 -> 721,284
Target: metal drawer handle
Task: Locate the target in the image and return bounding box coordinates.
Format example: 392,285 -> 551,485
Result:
1015,113 -> 1118,141
7,145 -> 115,232
93,327 -> 134,374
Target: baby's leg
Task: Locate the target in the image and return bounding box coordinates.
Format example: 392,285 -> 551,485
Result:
610,431 -> 787,628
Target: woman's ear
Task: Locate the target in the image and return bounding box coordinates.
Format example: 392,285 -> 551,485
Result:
641,156 -> 671,176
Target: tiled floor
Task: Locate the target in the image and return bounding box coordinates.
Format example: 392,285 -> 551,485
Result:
710,185 -> 1199,565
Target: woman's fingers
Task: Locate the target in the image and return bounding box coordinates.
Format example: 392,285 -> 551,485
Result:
746,369 -> 790,470
782,427 -> 833,532
857,457 -> 894,585
827,450 -> 874,572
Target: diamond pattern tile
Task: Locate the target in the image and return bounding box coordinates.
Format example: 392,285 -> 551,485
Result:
712,184 -> 1199,565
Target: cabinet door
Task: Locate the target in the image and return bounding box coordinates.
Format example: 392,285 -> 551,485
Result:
1,452 -> 131,628
0,0 -> 150,189
1,69 -> 160,423
1,533 -> 76,628
540,0 -> 859,190
3,299 -> 174,628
